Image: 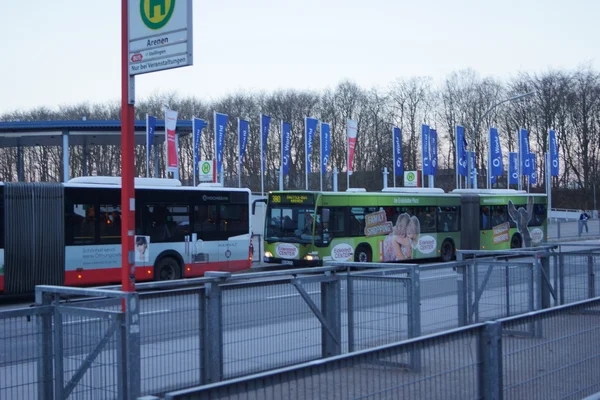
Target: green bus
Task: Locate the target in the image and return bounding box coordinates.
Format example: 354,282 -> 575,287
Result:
258,188 -> 547,267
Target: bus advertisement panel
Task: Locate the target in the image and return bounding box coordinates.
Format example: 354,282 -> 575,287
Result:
263,189 -> 461,266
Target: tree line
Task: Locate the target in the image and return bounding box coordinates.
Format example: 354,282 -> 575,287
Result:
1,67 -> 599,209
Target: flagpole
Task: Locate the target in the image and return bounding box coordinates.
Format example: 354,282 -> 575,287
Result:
546,150 -> 551,223
280,120 -> 284,191
260,114 -> 264,196
518,129 -> 522,191
146,113 -> 150,178
237,118 -> 241,188
192,117 -> 196,186
346,122 -> 350,190
455,126 -> 458,189
392,126 -> 396,188
487,128 -> 491,189
304,117 -> 308,190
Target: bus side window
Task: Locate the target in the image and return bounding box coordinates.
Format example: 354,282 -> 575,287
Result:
491,206 -> 507,227
480,206 -> 491,230
66,203 -> 96,245
219,204 -> 248,238
529,204 -> 547,226
328,207 -> 345,237
194,205 -> 218,239
99,204 -> 121,244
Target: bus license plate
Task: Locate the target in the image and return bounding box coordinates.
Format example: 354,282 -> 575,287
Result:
282,260 -> 294,265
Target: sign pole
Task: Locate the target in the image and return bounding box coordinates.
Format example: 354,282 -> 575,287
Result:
121,0 -> 135,294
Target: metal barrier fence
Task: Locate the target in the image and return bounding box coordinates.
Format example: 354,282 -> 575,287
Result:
548,219 -> 600,240
2,244 -> 600,399
164,296 -> 600,400
0,287 -> 140,400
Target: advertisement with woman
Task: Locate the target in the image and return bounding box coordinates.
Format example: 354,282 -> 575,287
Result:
381,213 -> 422,261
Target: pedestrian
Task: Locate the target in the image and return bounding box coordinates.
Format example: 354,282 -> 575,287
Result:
579,210 -> 590,236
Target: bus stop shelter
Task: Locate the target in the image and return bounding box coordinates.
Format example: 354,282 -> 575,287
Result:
0,120 -> 193,181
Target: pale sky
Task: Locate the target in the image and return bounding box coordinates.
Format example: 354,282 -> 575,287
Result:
2,0 -> 598,113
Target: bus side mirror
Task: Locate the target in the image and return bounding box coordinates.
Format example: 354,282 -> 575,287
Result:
322,208 -> 330,224
252,198 -> 267,215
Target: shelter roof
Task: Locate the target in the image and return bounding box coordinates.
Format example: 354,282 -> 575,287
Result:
0,119 -> 193,147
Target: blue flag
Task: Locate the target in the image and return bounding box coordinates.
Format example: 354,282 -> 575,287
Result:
214,112 -> 228,174
282,122 -> 291,175
321,122 -> 330,174
393,127 -> 403,177
549,129 -> 559,176
430,128 -> 438,176
509,152 -> 519,185
470,151 -> 477,187
146,115 -> 156,176
520,128 -> 531,175
489,127 -> 503,177
530,153 -> 537,184
456,126 -> 468,177
261,115 -> 271,172
305,117 -> 318,173
422,124 -> 432,175
238,119 -> 249,171
193,117 -> 208,178
491,175 -> 496,185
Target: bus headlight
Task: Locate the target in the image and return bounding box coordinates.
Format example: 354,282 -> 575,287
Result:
264,251 -> 273,258
304,253 -> 320,261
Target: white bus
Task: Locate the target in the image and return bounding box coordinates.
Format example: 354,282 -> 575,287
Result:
0,177 -> 253,295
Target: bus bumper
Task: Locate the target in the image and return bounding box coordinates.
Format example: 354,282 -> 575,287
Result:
263,256 -> 323,267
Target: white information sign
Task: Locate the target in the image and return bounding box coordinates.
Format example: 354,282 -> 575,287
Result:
128,0 -> 193,76
198,160 -> 214,183
404,171 -> 418,187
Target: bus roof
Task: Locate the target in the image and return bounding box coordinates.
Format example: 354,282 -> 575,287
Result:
68,176 -> 182,187
62,176 -> 251,193
452,189 -> 528,195
382,187 -> 445,194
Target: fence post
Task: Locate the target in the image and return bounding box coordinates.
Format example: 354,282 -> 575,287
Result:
478,321 -> 503,400
347,270 -> 355,353
588,255 -> 595,299
407,265 -> 422,371
559,253 -> 566,305
202,280 -> 224,384
53,294 -> 64,400
35,290 -> 54,400
456,262 -> 468,327
539,255 -> 551,309
124,292 -> 141,400
321,272 -> 341,357
557,221 -> 561,239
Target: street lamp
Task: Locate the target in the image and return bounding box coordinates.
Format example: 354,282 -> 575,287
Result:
468,91 -> 535,189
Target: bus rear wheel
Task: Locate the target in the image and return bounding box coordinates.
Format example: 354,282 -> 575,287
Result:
440,240 -> 455,262
154,257 -> 181,281
354,245 -> 372,263
510,234 -> 523,249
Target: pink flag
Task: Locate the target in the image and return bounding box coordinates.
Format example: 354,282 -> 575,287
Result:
347,119 -> 358,172
165,108 -> 179,170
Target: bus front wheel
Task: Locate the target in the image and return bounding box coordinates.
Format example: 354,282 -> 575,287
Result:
510,234 -> 523,249
440,240 -> 455,262
354,245 -> 372,263
154,257 -> 182,281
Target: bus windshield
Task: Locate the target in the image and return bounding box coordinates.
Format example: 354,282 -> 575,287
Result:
265,205 -> 316,244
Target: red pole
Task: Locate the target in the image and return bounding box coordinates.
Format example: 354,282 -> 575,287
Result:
121,0 -> 135,294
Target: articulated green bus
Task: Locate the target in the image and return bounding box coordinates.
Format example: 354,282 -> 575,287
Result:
259,188 -> 547,267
